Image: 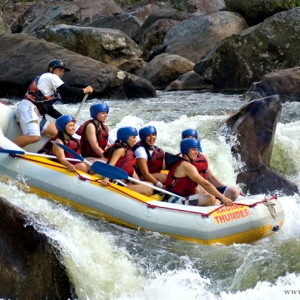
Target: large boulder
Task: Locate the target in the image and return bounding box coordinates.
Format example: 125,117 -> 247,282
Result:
212,8 -> 300,93
138,53 -> 195,90
164,70 -> 210,91
0,195 -> 73,299
225,95 -> 299,195
243,67 -> 300,103
135,8 -> 203,43
164,11 -> 248,63
0,33 -> 156,101
85,13 -> 142,41
225,0 -> 300,26
139,18 -> 179,61
172,0 -> 226,13
36,25 -> 142,68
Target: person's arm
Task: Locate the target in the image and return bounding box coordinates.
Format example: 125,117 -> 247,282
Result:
183,163 -> 233,205
57,84 -> 93,96
46,106 -> 62,119
85,123 -> 104,157
206,168 -> 225,187
136,158 -> 161,186
101,148 -> 125,186
52,139 -> 75,172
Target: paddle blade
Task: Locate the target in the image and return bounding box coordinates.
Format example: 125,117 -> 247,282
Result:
0,148 -> 25,155
51,141 -> 84,161
91,162 -> 129,180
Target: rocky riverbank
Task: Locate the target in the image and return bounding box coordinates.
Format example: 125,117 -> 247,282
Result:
0,0 -> 300,100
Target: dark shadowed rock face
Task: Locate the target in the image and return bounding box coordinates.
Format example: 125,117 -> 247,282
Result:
224,95 -> 298,195
242,67 -> 300,103
0,195 -> 74,300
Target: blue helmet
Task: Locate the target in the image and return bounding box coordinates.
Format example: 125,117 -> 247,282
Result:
117,126 -> 138,143
181,128 -> 199,140
180,138 -> 200,155
90,103 -> 109,119
55,115 -> 75,132
139,126 -> 157,143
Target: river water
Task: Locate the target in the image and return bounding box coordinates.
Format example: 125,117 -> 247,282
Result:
1,91 -> 300,299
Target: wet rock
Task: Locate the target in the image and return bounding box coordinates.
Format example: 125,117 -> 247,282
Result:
0,195 -> 74,300
242,67 -> 300,103
224,95 -> 299,195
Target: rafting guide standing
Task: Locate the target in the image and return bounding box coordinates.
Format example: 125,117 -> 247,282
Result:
14,59 -> 93,148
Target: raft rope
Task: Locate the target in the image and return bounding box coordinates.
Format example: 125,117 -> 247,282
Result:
11,154 -> 278,218
263,195 -> 277,219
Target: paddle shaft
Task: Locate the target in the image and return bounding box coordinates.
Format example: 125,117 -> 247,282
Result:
91,161 -> 182,199
74,93 -> 89,119
127,175 -> 181,199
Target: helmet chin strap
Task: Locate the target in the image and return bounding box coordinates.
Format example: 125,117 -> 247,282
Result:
184,153 -> 193,163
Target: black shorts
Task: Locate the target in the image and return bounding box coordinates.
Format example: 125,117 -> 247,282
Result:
216,186 -> 228,194
167,194 -> 199,206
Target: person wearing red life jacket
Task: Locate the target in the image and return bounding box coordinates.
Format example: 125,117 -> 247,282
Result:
14,59 -> 93,147
42,115 -> 90,173
101,126 -> 153,196
76,103 -> 110,161
134,125 -> 167,187
165,138 -> 233,206
181,128 -> 240,201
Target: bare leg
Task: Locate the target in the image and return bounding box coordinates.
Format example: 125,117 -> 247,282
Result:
224,186 -> 240,201
86,157 -> 107,163
43,122 -> 58,137
126,183 -> 153,197
195,185 -> 219,206
74,163 -> 89,173
197,194 -> 216,206
151,173 -> 168,184
13,135 -> 40,147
